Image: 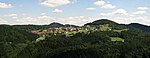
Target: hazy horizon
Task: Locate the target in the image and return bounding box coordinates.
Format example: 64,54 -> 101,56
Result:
1,19 -> 150,26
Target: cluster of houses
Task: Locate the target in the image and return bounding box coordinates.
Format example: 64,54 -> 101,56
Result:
31,24 -> 112,36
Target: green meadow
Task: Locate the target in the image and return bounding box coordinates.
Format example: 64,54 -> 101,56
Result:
111,37 -> 124,42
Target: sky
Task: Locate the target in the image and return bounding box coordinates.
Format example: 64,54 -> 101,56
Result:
0,0 -> 150,26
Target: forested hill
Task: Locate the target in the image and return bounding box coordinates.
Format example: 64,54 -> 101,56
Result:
85,19 -> 150,32
128,23 -> 150,32
49,22 -> 65,28
49,22 -> 79,28
84,19 -> 118,25
0,19 -> 150,58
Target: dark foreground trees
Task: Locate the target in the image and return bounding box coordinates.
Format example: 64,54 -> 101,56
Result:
0,25 -> 38,58
17,30 -> 150,58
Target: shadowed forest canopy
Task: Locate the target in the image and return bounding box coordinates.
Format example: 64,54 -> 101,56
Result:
0,19 -> 150,58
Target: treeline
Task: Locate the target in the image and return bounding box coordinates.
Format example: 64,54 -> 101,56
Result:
13,23 -> 78,32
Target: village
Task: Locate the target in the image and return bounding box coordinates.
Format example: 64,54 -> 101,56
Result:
31,24 -> 112,37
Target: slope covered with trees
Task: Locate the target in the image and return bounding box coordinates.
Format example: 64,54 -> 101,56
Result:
17,29 -> 150,58
85,19 -> 127,30
128,23 -> 150,32
0,25 -> 38,58
0,19 -> 150,58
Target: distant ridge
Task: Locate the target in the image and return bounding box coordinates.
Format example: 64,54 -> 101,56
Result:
84,19 -> 150,32
128,23 -> 150,32
1,19 -> 150,32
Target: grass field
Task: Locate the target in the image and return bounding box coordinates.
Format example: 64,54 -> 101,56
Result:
110,37 -> 124,42
36,37 -> 45,42
66,31 -> 77,37
66,30 -> 89,37
113,29 -> 128,32
100,26 -> 109,31
78,30 -> 88,33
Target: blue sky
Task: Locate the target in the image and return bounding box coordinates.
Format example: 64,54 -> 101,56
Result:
0,0 -> 150,26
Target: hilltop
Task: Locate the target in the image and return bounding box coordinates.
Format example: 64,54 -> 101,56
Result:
49,22 -> 64,28
84,19 -> 117,26
85,19 -> 150,32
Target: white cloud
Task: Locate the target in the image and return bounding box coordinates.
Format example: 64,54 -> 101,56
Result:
0,2 -> 13,8
109,17 -> 132,24
137,7 -> 149,10
100,13 -> 112,16
100,8 -> 128,16
97,15 -> 150,25
41,0 -> 71,7
58,16 -> 100,26
1,14 -> 150,26
98,8 -> 150,25
133,11 -> 146,15
1,15 -> 100,26
41,13 -> 47,15
71,0 -> 78,3
0,18 -> 8,24
101,4 -> 115,9
86,8 -> 96,11
8,14 -> 17,16
52,9 -> 63,13
12,17 -> 18,19
136,17 -> 150,25
22,13 -> 26,16
113,8 -> 128,15
94,0 -> 115,9
94,1 -> 106,6
15,16 -> 56,25
4,13 -> 18,20
132,7 -> 148,15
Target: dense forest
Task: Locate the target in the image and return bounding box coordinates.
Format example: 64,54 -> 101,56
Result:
0,19 -> 150,58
